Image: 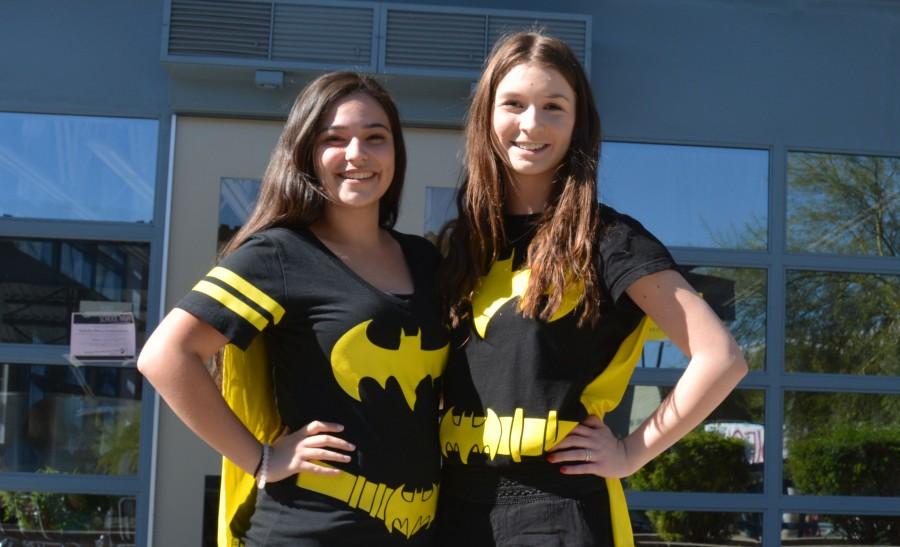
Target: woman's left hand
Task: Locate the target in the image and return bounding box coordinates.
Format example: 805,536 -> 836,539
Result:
546,415 -> 633,478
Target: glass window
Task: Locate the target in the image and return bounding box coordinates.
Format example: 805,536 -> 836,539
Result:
620,387 -> 764,493
639,266 -> 766,371
218,177 -> 261,250
0,112 -> 158,223
0,491 -> 135,545
631,509 -> 761,545
784,391 -> 900,497
0,238 -> 150,346
786,270 -> 899,376
599,142 -> 769,250
782,512 -> 900,545
424,186 -> 456,243
0,362 -> 142,475
787,152 -> 899,256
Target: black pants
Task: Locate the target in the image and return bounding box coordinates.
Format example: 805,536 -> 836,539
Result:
241,486 -> 437,547
436,467 -> 614,547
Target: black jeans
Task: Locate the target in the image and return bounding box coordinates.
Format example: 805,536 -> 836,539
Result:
436,467 -> 613,547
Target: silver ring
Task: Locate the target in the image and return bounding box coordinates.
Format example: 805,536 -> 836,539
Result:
584,448 -> 592,462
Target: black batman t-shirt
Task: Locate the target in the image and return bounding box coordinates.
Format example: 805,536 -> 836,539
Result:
440,205 -> 675,486
177,226 -> 448,546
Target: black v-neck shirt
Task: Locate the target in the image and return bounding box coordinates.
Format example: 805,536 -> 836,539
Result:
177,226 -> 448,544
440,205 -> 675,477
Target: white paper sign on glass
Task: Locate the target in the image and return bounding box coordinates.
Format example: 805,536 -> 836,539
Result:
70,312 -> 136,360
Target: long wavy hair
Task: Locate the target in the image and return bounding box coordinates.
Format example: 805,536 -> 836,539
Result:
220,71 -> 406,259
439,31 -> 603,328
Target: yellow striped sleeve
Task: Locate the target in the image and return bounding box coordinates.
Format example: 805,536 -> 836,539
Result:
192,280 -> 269,332
207,266 -> 286,324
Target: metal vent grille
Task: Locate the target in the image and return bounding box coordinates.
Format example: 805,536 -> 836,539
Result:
168,0 -> 271,58
272,4 -> 373,65
384,10 -> 487,71
487,16 -> 588,66
164,1 -> 589,77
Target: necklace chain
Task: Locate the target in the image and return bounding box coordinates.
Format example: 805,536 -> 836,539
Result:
507,222 -> 538,246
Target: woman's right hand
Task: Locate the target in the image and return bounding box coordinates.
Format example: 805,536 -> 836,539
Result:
266,420 -> 355,482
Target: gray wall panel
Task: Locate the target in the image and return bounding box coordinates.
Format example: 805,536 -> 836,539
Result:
588,0 -> 899,150
3,1 -> 898,154
1,0 -> 169,116
369,0 -> 900,152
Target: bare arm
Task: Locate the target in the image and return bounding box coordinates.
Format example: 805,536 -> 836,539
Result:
138,308 -> 353,481
550,269 -> 749,476
620,268 -> 749,471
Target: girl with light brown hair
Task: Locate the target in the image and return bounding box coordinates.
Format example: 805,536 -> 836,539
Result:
436,32 -> 748,546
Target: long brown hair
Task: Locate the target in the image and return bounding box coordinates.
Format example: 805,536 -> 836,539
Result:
209,72 -> 405,384
439,31 -> 602,328
221,71 -> 406,259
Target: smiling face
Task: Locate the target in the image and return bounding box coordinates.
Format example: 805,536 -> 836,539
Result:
492,62 -> 577,192
315,92 -> 395,216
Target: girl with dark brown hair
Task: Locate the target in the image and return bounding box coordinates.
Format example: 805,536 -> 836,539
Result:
139,72 -> 448,546
436,32 -> 748,546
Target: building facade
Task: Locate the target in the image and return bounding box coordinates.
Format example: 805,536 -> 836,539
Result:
1,0 -> 898,545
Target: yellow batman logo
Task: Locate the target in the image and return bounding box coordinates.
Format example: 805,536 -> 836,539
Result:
384,484 -> 439,538
439,407 -> 502,463
472,250 -> 584,338
331,320 -> 448,410
440,407 -> 578,464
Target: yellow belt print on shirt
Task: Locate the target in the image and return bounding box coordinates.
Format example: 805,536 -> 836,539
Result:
440,316 -> 654,547
440,408 -> 579,463
218,339 -> 437,545
297,466 -> 437,538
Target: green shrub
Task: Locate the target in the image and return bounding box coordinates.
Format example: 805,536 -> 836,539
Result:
96,404 -> 141,475
0,468 -> 111,532
629,430 -> 752,542
787,425 -> 900,544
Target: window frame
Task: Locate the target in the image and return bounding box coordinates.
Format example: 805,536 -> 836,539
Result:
604,141 -> 900,545
0,109 -> 171,547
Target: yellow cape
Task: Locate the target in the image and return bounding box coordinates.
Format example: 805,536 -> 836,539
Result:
217,338 -> 281,547
579,316 -> 655,547
216,318 -> 652,547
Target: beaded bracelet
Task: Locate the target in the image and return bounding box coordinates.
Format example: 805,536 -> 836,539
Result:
256,443 -> 270,490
